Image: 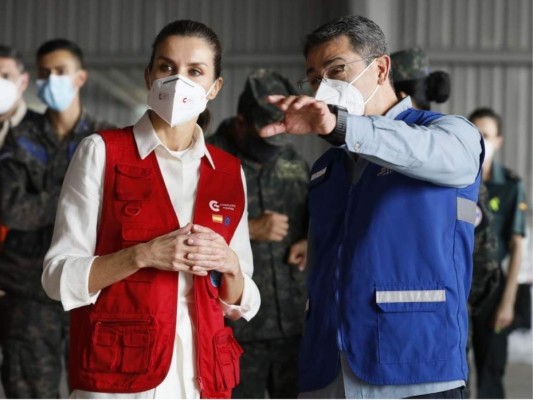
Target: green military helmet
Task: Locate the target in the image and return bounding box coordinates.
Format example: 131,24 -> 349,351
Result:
237,68 -> 299,133
390,46 -> 430,83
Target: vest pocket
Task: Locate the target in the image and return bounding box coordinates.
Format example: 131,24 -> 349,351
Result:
375,286 -> 448,364
213,327 -> 243,391
115,164 -> 153,201
85,316 -> 154,373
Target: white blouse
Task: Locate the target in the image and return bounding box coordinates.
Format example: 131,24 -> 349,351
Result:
42,112 -> 261,399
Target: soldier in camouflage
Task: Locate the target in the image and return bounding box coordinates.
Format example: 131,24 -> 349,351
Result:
0,44 -> 43,397
207,69 -> 309,399
390,46 -> 451,110
0,39 -> 111,398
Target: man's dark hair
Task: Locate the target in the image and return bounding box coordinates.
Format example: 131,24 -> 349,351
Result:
36,38 -> 84,68
0,45 -> 25,72
468,107 -> 503,137
303,15 -> 388,62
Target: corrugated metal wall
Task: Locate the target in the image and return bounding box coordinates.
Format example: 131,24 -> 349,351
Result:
1,0 -> 350,164
2,0 -> 532,248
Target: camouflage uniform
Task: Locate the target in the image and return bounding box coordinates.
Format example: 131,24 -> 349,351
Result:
0,110 -> 110,398
390,47 -> 430,83
207,67 -> 309,400
208,118 -> 309,398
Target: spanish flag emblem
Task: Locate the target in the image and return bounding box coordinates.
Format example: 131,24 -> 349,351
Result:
212,214 -> 223,223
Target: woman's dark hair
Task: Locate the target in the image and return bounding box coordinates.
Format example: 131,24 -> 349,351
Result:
36,38 -> 85,68
148,20 -> 222,131
394,71 -> 451,110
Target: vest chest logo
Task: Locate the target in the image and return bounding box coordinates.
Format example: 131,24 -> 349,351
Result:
209,200 -> 220,212
209,199 -> 236,225
377,167 -> 393,177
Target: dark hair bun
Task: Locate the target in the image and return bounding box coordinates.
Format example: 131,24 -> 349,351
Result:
426,71 -> 451,103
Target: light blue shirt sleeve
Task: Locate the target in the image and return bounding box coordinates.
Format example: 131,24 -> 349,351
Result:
344,99 -> 482,188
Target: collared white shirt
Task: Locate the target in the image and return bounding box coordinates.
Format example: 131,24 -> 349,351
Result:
42,112 -> 260,399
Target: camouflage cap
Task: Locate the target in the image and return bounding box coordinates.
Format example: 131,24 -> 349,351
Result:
237,69 -> 298,130
390,47 -> 430,82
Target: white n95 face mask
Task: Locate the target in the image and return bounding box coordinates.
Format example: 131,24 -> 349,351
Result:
315,59 -> 379,116
0,78 -> 19,114
147,74 -> 215,127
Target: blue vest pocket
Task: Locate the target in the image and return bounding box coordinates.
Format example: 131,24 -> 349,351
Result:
376,287 -> 448,364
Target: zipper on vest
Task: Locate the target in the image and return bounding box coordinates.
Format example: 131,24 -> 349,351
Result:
194,278 -> 204,394
335,184 -> 355,352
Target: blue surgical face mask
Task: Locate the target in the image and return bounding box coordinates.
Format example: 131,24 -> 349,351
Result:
36,74 -> 76,112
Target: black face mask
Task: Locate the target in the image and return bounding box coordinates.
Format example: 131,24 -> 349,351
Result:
234,129 -> 287,164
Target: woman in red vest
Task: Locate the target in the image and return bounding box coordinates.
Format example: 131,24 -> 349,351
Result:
42,20 -> 260,399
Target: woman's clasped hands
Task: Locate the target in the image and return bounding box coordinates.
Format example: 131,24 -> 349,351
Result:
137,222 -> 240,277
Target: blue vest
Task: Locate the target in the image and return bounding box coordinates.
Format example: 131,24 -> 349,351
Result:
299,109 -> 480,391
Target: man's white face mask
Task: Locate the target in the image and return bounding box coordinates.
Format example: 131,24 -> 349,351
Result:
147,74 -> 216,127
314,59 -> 379,115
0,78 -> 20,114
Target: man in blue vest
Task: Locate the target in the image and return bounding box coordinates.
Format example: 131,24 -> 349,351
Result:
261,15 -> 483,399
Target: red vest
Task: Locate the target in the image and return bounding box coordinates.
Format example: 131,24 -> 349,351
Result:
69,127 -> 245,398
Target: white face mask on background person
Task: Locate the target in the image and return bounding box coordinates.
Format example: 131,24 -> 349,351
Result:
483,138 -> 494,166
147,74 -> 215,127
0,78 -> 20,114
314,59 -> 379,115
36,74 -> 77,112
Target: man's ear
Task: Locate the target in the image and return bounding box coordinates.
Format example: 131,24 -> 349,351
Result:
376,55 -> 391,85
74,69 -> 88,89
18,72 -> 29,93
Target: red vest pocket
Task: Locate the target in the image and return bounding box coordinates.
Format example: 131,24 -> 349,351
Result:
213,327 -> 243,391
84,316 -> 155,374
115,164 -> 153,200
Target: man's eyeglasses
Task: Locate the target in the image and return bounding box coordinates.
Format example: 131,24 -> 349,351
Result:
297,57 -> 376,92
